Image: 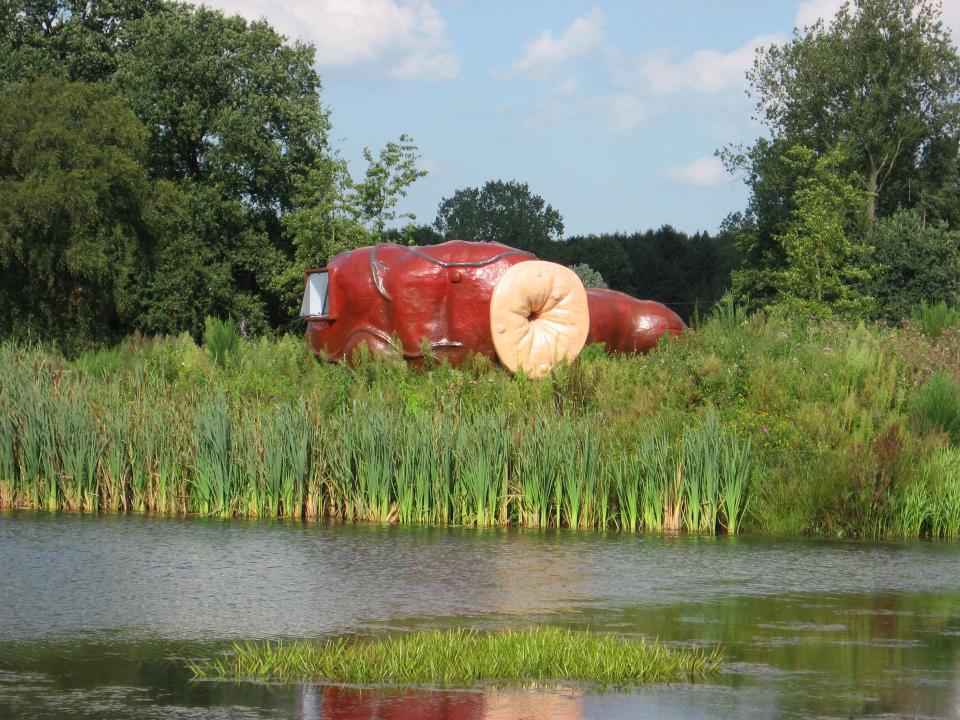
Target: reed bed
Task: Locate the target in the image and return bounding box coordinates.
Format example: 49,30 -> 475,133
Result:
0,376 -> 753,532
190,628 -> 722,687
2,301 -> 959,538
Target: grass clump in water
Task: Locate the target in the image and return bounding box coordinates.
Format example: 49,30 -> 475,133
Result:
191,627 -> 721,687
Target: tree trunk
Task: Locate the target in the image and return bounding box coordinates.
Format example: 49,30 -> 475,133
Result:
865,165 -> 880,230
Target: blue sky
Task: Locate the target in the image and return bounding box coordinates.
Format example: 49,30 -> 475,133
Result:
203,0 -> 960,237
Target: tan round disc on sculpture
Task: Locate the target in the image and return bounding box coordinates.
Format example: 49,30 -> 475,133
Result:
489,261 -> 590,378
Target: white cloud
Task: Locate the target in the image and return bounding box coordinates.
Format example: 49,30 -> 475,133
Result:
554,77 -> 581,96
507,8 -> 604,78
664,156 -> 727,187
640,34 -> 784,96
200,0 -> 459,80
606,93 -> 646,132
794,0 -> 845,29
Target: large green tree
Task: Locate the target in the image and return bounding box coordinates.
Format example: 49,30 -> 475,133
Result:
1,1 -> 428,341
110,3 -> 332,333
434,180 -> 564,253
747,0 -> 960,227
869,209 -> 960,317
0,0 -> 164,83
0,78 -> 175,350
733,145 -> 875,317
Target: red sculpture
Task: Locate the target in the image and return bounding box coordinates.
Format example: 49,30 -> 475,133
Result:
301,240 -> 685,377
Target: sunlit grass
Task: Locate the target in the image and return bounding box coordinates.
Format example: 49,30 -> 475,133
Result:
191,628 -> 722,687
2,305 -> 960,539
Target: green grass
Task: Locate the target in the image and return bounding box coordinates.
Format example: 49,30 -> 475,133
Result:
911,371 -> 960,443
190,628 -> 721,687
1,306 -> 959,539
911,300 -> 960,341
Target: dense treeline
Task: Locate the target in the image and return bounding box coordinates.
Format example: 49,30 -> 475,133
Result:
541,229 -> 739,321
399,177 -> 738,320
722,0 -> 960,318
4,0 -> 958,354
0,0 -> 425,353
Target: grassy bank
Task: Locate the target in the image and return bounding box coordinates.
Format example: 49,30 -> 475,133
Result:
1,304 -> 959,538
190,628 -> 721,687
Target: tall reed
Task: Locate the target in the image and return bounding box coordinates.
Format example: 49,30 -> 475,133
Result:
639,435 -> 670,532
928,448 -> 960,539
0,401 -> 16,508
516,420 -> 560,528
719,430 -> 751,534
55,392 -> 100,513
454,413 -> 509,527
356,408 -> 393,523
0,343 -> 759,536
192,397 -> 235,516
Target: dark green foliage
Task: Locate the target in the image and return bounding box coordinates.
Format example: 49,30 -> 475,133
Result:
434,180 -> 564,254
746,0 -> 960,226
733,145 -> 874,317
727,0 -> 960,315
870,211 -> 960,319
539,226 -> 739,321
0,1 -> 429,347
110,3 -> 330,332
911,371 -> 960,443
0,0 -> 165,84
0,78 -> 174,353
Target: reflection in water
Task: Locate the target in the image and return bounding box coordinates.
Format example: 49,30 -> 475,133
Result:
2,513 -> 960,718
302,686 -> 582,720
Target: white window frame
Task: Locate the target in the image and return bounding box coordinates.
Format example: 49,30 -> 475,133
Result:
300,270 -> 329,318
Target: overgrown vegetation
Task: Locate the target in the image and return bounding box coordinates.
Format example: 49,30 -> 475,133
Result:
1,306 -> 959,539
190,628 -> 721,687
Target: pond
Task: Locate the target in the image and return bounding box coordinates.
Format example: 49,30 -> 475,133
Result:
1,512 -> 959,719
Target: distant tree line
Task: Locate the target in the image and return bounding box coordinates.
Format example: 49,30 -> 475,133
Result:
391,179 -> 738,322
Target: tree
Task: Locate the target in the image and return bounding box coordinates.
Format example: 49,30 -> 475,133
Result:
133,181 -> 282,338
434,180 -> 563,253
0,1 -> 429,342
539,233 -> 635,294
733,145 -> 875,317
354,134 -> 428,239
869,208 -> 960,318
747,0 -> 960,227
569,264 -> 608,289
0,78 -> 175,351
0,0 -> 165,84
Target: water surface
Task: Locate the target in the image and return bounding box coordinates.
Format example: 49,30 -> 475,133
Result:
1,512 -> 958,719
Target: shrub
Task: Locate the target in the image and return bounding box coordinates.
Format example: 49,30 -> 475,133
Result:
203,316 -> 241,369
911,300 -> 960,341
911,371 -> 960,443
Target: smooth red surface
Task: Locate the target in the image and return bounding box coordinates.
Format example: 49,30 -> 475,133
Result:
586,288 -> 687,353
305,240 -> 534,365
304,240 -> 687,367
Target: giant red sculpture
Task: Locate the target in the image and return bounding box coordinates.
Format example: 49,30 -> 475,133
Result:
301,240 -> 685,377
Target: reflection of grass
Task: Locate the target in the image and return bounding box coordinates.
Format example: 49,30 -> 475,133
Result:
191,628 -> 721,687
